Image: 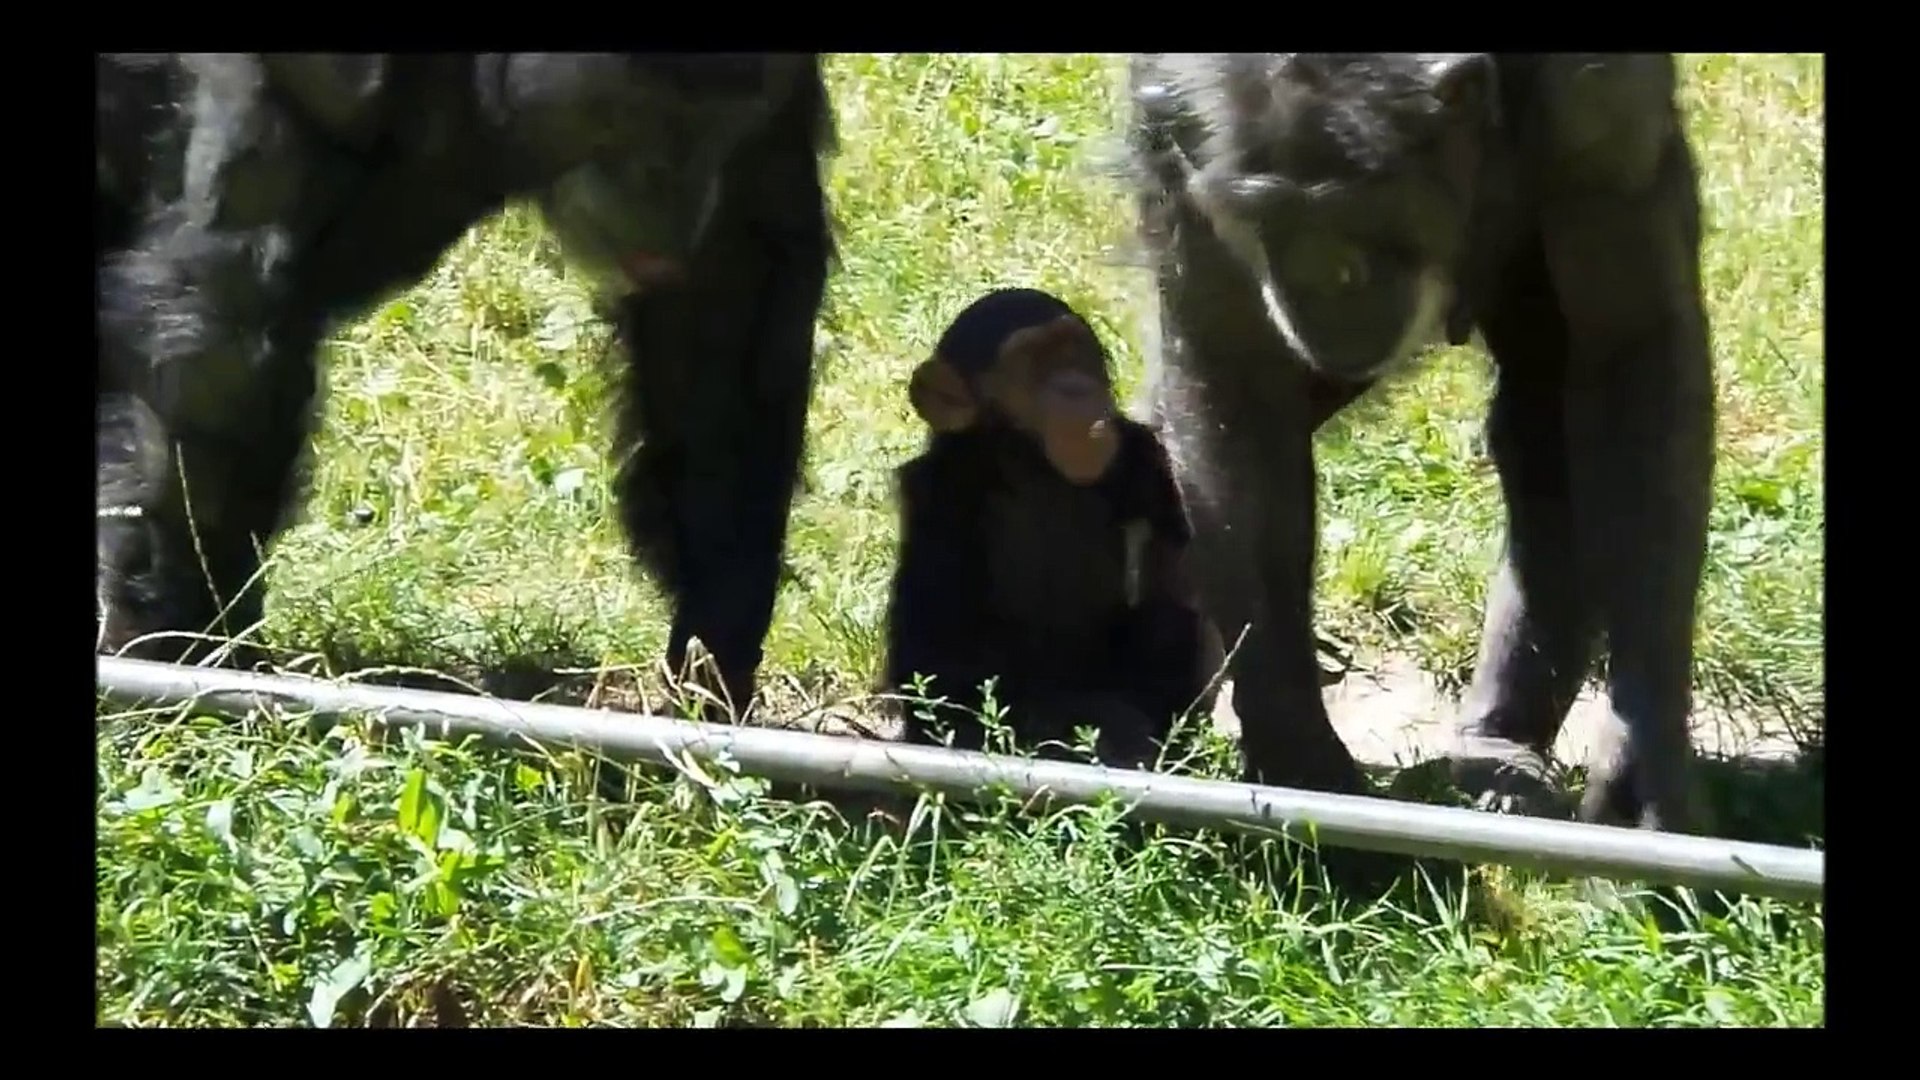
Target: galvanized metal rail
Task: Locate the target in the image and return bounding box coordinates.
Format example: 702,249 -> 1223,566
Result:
96,656 -> 1824,904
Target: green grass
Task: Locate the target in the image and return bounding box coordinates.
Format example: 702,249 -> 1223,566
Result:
95,54 -> 1825,1027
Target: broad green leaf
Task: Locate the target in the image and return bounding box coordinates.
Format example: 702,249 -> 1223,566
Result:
427,880 -> 461,920
514,763 -> 544,793
437,825 -> 476,855
535,307 -> 581,355
709,924 -> 752,968
307,944 -> 374,1029
552,467 -> 588,499
773,874 -> 800,917
205,799 -> 236,852
965,987 -> 1019,1028
775,965 -> 802,1001
398,768 -> 441,846
720,966 -> 746,1004
291,828 -> 325,862
123,767 -> 180,812
369,892 -> 398,927
375,299 -> 414,328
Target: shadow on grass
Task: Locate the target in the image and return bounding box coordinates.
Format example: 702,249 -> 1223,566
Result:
1360,745 -> 1824,853
282,636 -> 924,823
297,639 -> 652,711
1692,746 -> 1823,849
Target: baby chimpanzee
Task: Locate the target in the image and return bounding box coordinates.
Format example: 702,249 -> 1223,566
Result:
882,287 -> 1214,769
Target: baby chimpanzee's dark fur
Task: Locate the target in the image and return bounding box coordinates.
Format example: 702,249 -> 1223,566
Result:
884,288 -> 1213,769
96,54 -> 834,716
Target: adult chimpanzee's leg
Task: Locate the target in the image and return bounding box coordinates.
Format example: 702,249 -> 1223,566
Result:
1536,57 -> 1715,835
610,72 -> 833,716
1145,224 -> 1365,798
1448,238 -> 1596,812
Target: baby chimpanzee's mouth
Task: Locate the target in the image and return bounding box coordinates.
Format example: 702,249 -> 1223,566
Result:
620,250 -> 687,288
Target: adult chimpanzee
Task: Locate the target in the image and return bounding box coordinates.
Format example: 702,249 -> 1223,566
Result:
1125,53 -> 1715,836
95,53 -> 835,715
884,288 -> 1214,770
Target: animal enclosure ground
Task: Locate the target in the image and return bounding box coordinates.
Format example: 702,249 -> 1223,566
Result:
96,54 -> 1825,1027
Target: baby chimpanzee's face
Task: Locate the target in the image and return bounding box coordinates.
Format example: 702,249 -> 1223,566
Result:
978,316 -> 1121,485
911,300 -> 1124,486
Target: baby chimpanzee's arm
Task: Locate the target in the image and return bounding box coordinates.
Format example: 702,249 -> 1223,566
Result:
1110,424 -> 1211,736
1117,553 -> 1210,731
884,447 -> 1014,743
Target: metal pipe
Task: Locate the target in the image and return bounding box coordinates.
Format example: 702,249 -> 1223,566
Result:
96,656 -> 1824,903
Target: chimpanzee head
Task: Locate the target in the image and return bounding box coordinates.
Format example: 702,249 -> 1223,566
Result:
909,288 -> 1123,485
484,54 -> 812,292
1136,53 -> 1498,383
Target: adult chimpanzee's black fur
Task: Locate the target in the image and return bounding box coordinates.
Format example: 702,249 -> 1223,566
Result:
95,53 -> 836,714
884,291 -> 1213,770
1126,53 -> 1716,836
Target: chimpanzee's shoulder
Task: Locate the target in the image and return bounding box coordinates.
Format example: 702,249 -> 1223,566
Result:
895,443 -> 945,487
895,437 -> 979,499
1115,416 -> 1177,475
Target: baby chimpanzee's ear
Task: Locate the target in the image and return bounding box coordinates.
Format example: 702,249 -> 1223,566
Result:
908,357 -> 978,433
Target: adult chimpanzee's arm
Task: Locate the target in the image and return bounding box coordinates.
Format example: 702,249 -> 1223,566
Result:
1532,55 -> 1715,835
97,55 -> 190,258
607,64 -> 835,716
96,55 -> 365,660
884,453 -> 1012,729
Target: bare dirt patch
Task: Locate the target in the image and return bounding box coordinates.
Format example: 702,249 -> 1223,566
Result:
773,653 -> 1803,775
1211,655 -> 1803,771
